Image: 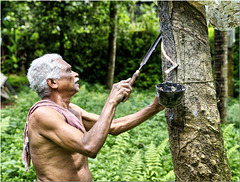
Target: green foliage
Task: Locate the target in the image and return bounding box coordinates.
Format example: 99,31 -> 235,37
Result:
1,1 -> 161,89
124,150 -> 144,181
1,17 -> 24,74
1,87 -> 39,181
109,132 -> 130,174
161,170 -> 175,181
144,142 -> 162,181
7,74 -> 29,90
222,123 -> 240,182
2,2 -> 238,93
1,116 -> 10,133
227,97 -> 240,128
208,25 -> 215,63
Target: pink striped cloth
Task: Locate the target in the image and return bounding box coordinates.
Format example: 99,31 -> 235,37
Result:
22,99 -> 85,172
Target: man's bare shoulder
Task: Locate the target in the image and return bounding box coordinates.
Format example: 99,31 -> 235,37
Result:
69,103 -> 87,116
29,107 -> 66,130
69,104 -> 99,128
69,103 -> 82,111
31,106 -> 65,119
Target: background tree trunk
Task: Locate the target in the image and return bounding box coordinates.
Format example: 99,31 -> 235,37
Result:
214,30 -> 228,124
157,1 -> 232,181
228,45 -> 234,97
106,1 -> 117,89
227,29 -> 235,98
59,2 -> 66,57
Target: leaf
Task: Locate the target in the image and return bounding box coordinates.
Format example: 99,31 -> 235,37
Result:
30,32 -> 39,40
223,124 -> 235,141
1,116 -> 10,132
161,170 -> 175,181
157,137 -> 169,156
227,145 -> 239,159
123,150 -> 143,181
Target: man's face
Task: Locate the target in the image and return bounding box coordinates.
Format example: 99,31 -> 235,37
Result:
56,59 -> 80,94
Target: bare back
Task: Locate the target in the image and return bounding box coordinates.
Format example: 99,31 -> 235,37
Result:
28,105 -> 92,181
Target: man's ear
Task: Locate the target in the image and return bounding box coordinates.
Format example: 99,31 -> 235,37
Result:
47,78 -> 58,89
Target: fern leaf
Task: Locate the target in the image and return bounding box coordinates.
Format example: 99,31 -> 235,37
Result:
161,170 -> 175,181
123,150 -> 144,181
223,124 -> 235,141
146,142 -> 160,166
143,141 -> 161,180
109,132 -> 130,172
157,137 -> 169,156
227,145 -> 239,159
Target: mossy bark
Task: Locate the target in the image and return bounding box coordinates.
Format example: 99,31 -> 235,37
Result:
157,1 -> 232,181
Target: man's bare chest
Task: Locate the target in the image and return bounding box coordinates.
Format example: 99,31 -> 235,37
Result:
69,107 -> 85,129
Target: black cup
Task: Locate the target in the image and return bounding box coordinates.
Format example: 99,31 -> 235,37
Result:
156,82 -> 185,108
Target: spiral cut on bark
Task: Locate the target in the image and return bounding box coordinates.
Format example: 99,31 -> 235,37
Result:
157,1 -> 177,83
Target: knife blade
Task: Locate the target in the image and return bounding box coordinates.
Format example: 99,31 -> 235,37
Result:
129,33 -> 162,86
138,33 -> 162,71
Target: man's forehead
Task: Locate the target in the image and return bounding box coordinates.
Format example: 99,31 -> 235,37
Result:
57,58 -> 71,68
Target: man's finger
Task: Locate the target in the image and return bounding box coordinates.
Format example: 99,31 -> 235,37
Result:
121,82 -> 132,90
122,87 -> 132,102
120,78 -> 131,83
122,91 -> 129,103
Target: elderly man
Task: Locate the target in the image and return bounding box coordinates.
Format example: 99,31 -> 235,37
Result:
23,53 -> 164,181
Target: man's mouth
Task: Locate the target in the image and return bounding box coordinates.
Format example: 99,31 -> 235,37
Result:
74,78 -> 79,84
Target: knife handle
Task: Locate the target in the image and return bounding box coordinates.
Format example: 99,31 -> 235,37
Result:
129,70 -> 140,86
122,70 -> 140,102
122,70 -> 140,101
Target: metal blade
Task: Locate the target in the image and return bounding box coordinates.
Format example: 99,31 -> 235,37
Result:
138,33 -> 162,71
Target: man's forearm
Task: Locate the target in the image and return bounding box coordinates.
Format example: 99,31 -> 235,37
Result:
82,101 -> 116,157
109,104 -> 161,135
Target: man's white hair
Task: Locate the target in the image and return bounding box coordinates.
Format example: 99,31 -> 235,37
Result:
27,53 -> 63,98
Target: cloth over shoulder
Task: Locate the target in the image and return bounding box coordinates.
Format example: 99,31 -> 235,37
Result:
22,99 -> 85,172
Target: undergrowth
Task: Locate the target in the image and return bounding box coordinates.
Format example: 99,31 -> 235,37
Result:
1,85 -> 239,181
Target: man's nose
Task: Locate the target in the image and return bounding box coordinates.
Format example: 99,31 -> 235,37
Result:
73,71 -> 79,77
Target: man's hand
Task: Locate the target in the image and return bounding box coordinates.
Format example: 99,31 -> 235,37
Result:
152,96 -> 165,112
108,78 -> 132,105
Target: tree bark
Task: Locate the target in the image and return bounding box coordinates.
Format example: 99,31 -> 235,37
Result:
214,30 -> 228,124
106,1 -> 117,89
59,1 -> 67,58
228,46 -> 234,97
157,1 -> 232,181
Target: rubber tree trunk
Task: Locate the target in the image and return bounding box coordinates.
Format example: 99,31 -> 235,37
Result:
157,1 -> 232,181
214,30 -> 228,124
106,1 -> 117,89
